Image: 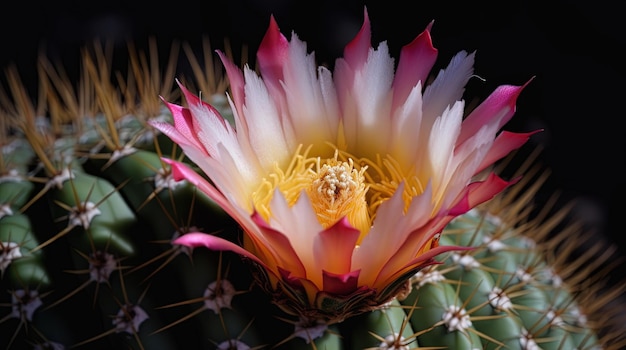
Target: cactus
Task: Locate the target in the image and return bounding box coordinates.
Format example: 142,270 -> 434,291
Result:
1,32 -> 625,350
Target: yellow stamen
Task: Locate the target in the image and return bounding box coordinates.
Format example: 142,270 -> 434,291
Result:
338,150 -> 427,219
251,144 -> 429,241
251,144 -> 317,220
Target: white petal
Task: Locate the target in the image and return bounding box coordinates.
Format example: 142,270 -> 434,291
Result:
404,182 -> 436,229
428,100 -> 464,184
188,99 -> 239,160
268,190 -> 322,274
438,124 -> 496,208
422,51 -> 475,130
282,34 -> 337,147
353,183 -> 410,284
182,142 -> 255,213
344,42 -> 394,154
242,67 -> 291,169
391,81 -> 424,167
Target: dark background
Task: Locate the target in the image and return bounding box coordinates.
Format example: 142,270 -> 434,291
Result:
2,0 -> 625,282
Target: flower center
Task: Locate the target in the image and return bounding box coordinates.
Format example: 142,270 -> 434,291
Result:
251,145 -> 423,241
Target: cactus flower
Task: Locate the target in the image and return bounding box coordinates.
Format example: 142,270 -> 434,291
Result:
150,9 -> 535,322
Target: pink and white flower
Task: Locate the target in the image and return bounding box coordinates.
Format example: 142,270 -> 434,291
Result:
150,9 -> 535,322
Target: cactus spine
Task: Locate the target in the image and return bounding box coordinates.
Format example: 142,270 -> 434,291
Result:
0,39 -> 624,350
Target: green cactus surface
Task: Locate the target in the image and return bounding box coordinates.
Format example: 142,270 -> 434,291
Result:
1,40 -> 625,350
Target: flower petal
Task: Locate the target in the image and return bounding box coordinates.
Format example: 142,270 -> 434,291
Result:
257,15 -> 290,89
174,232 -> 270,271
458,81 -> 532,145
476,130 -> 541,173
242,68 -> 291,169
314,217 -> 360,275
322,269 -> 360,295
392,22 -> 438,110
373,211 -> 458,278
422,50 -> 475,130
173,82 -> 248,169
163,158 -> 236,216
156,97 -> 206,153
338,42 -> 395,155
428,100 -> 464,184
342,7 -> 371,71
252,212 -> 307,278
265,190 -> 323,282
282,35 -> 340,152
449,172 -> 518,216
391,81 -> 424,166
216,51 -> 247,133
353,182 -> 430,286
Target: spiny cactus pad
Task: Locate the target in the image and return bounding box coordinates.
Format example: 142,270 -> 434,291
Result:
1,40 -> 625,350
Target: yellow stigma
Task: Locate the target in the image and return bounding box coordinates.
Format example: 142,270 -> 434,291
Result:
306,154 -> 370,237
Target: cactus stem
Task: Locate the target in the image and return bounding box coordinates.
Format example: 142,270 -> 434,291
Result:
0,203 -> 14,220
0,287 -> 52,349
30,223 -> 74,254
204,279 -> 237,313
210,315 -> 262,350
448,280 -> 509,349
273,316 -> 330,347
44,249 -> 126,310
410,267 -> 446,288
0,241 -> 22,276
67,201 -> 101,229
17,172 -> 63,213
151,300 -> 207,335
137,165 -> 183,213
0,169 -> 23,183
519,328 -> 542,350
71,326 -> 124,349
366,332 -> 415,350
113,302 -> 150,335
214,338 -> 259,350
73,259 -> 149,349
101,144 -> 138,170
125,226 -> 200,282
151,252 -> 252,337
487,287 -> 513,312
126,242 -> 183,281
31,176 -> 130,253
464,325 -> 507,348
365,301 -> 420,350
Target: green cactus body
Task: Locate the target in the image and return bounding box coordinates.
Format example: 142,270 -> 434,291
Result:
45,168 -> 137,256
0,213 -> 49,289
402,279 -> 483,349
0,179 -> 34,212
345,299 -> 418,349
